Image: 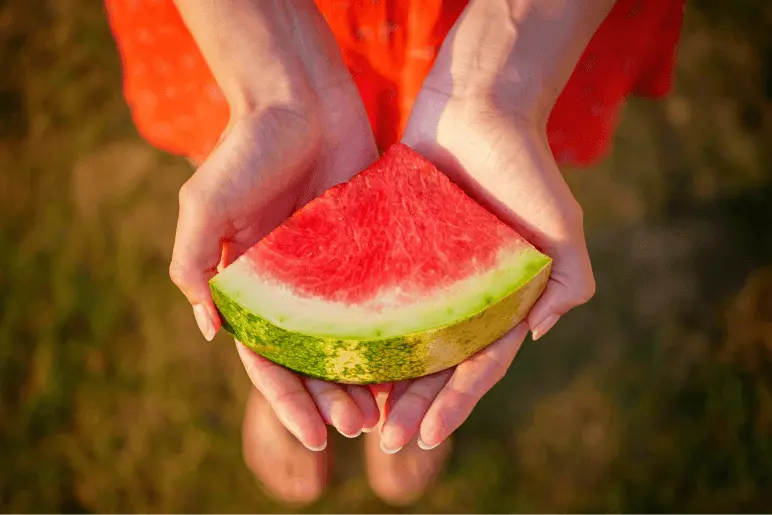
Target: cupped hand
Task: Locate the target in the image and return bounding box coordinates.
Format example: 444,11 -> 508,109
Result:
168,72 -> 380,449
378,89 -> 596,452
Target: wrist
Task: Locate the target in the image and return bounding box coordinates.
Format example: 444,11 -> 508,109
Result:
174,0 -> 345,118
424,0 -> 615,123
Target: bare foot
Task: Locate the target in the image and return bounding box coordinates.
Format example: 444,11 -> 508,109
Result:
242,388 -> 331,507
364,431 -> 452,506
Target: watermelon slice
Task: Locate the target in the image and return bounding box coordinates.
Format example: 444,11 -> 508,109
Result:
210,144 -> 551,384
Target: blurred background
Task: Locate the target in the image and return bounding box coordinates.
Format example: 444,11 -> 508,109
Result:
1,0 -> 771,512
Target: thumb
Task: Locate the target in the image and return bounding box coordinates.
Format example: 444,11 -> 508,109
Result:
168,117 -> 271,342
527,251 -> 596,341
169,176 -> 229,341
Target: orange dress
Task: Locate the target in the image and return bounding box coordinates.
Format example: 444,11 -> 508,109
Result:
105,0 -> 684,166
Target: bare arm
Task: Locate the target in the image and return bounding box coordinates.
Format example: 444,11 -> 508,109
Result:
425,0 -> 616,123
172,0 -> 349,117
168,1 -> 381,450
384,0 -> 612,452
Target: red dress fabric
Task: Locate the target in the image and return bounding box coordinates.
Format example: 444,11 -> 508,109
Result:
105,0 -> 684,166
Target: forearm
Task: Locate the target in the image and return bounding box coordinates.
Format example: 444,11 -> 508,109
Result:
426,0 -> 616,121
173,0 -> 346,116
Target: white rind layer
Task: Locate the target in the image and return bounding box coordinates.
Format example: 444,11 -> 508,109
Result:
212,242 -> 550,340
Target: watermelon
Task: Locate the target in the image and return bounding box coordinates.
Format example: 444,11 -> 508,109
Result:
210,144 -> 551,384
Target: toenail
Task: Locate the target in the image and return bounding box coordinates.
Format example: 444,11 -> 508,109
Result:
417,437 -> 440,450
304,439 -> 327,452
338,427 -> 363,439
380,440 -> 403,454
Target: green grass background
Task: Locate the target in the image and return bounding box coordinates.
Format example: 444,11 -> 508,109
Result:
2,0 -> 772,512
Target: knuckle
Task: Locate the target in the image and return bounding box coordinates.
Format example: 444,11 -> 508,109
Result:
491,361 -> 509,384
573,200 -> 585,225
586,275 -> 597,299
445,382 -> 477,410
305,378 -> 339,398
475,352 -> 509,384
402,390 -> 434,413
177,179 -> 198,208
481,361 -> 508,389
576,274 -> 597,304
435,386 -> 475,431
272,388 -> 311,415
569,204 -> 585,232
168,259 -> 188,288
177,177 -> 212,212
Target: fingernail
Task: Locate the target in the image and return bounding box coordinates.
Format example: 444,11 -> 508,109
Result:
193,304 -> 215,341
380,440 -> 402,454
362,426 -> 376,433
338,427 -> 363,439
531,314 -> 559,341
303,439 -> 327,452
417,437 -> 441,451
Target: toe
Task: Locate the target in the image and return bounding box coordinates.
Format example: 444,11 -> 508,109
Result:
242,388 -> 330,507
364,433 -> 451,507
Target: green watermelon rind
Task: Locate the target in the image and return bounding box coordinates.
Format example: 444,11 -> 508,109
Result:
210,251 -> 552,384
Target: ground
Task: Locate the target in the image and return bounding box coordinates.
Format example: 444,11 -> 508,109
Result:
1,0 -> 772,512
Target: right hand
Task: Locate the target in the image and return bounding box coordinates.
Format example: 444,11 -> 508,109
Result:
169,0 -> 381,450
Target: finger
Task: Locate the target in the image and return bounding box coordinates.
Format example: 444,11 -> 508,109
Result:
170,118 -> 291,341
169,174 -> 228,341
304,378 -> 363,438
418,324 -> 528,449
529,236 -> 596,340
236,341 -> 328,451
528,274 -> 595,341
379,371 -> 452,453
345,385 -> 381,431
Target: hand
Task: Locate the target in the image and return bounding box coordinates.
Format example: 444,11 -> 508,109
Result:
378,89 -> 595,452
168,0 -> 380,450
374,0 -> 611,453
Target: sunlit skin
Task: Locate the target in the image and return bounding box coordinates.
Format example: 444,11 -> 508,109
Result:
165,0 -> 613,505
380,0 -> 614,451
169,0 -> 381,449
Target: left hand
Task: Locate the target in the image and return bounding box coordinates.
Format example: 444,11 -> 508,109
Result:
377,87 -> 595,453
374,0 -> 615,454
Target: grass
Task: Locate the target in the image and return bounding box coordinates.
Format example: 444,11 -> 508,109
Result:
1,0 -> 771,512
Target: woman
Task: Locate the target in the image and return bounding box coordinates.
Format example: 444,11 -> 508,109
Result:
106,0 -> 684,506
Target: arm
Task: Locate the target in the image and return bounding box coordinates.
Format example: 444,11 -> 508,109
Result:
424,0 -> 616,123
168,1 -> 380,448
381,0 -> 610,452
172,0 -> 349,117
